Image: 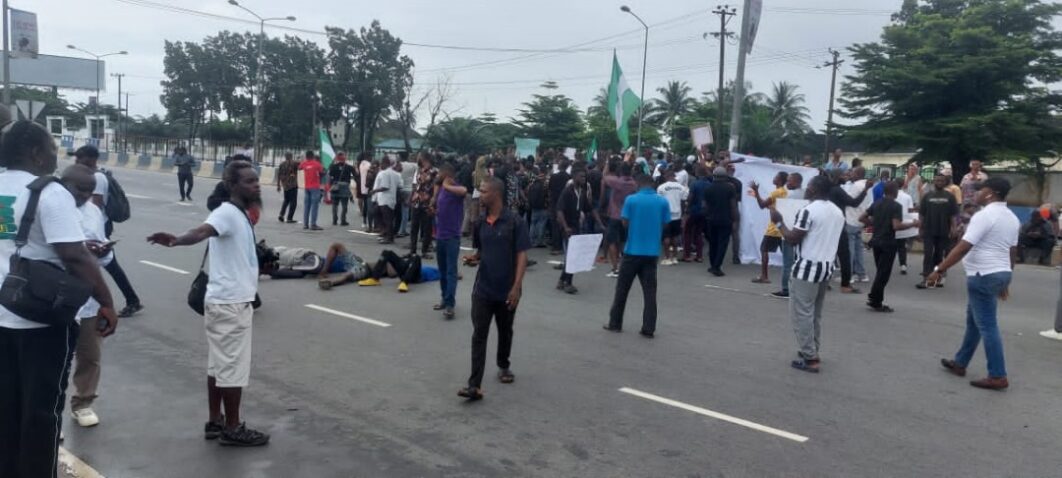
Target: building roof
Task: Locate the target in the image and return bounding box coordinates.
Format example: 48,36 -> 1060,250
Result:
374,138 -> 424,150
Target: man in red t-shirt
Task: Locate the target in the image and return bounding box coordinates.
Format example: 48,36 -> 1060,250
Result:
298,151 -> 325,230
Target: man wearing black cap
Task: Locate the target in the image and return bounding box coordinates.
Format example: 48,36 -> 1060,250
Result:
72,145 -> 145,318
931,177 -> 1019,390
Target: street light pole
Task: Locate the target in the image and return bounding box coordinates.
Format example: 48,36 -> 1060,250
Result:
66,46 -> 126,137
3,0 -> 10,107
228,0 -> 295,164
621,5 -> 648,155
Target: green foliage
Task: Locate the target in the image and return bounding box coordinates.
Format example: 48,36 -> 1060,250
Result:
513,83 -> 585,150
840,0 -> 1062,180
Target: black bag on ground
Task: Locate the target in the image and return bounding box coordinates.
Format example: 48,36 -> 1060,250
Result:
0,177 -> 93,326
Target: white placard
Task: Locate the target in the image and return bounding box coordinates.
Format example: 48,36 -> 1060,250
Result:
563,147 -> 577,160
774,198 -> 810,229
564,233 -> 603,274
690,124 -> 714,148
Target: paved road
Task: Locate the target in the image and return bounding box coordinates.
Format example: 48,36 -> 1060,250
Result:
58,163 -> 1062,477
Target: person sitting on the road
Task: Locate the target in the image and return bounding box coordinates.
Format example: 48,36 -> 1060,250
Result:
1018,210 -> 1056,265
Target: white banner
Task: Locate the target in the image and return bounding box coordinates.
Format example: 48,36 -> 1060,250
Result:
730,153 -> 819,266
564,234 -> 603,274
10,9 -> 38,59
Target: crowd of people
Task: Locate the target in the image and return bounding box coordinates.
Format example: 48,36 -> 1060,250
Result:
1,112 -> 1056,476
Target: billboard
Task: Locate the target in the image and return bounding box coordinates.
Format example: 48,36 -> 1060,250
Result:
0,53 -> 105,91
10,9 -> 38,58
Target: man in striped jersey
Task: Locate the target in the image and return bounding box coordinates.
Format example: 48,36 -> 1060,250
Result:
770,176 -> 847,373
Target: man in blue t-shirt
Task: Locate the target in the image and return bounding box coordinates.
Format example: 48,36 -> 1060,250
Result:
604,173 -> 670,338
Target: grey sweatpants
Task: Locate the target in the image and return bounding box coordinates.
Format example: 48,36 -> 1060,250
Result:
789,278 -> 828,360
1055,265 -> 1062,333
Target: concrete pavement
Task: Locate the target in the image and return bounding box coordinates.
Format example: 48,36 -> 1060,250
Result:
56,164 -> 1062,477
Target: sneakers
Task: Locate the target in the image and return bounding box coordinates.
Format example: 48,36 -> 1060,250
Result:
218,423 -> 270,447
855,275 -> 870,283
318,279 -> 333,290
358,278 -> 381,287
204,417 -> 225,440
916,281 -> 929,289
561,283 -> 578,295
1040,329 -> 1062,341
605,270 -> 619,278
397,281 -> 409,293
71,408 -> 99,427
900,265 -> 908,275
118,303 -> 143,318
770,290 -> 790,299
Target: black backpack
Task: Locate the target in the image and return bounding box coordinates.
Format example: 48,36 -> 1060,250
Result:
101,169 -> 131,223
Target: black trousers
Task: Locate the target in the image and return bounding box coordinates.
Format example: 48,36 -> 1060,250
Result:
868,243 -> 898,306
332,196 -> 350,225
706,223 -> 732,271
178,172 -> 194,200
468,295 -> 515,388
896,238 -> 909,267
370,250 -> 421,283
608,255 -> 659,333
409,207 -> 433,254
559,235 -> 573,285
105,254 -> 140,306
922,235 -> 950,277
279,188 -> 298,221
378,206 -> 395,241
0,323 -> 78,478
836,230 -> 852,287
550,208 -> 564,251
1019,236 -> 1055,264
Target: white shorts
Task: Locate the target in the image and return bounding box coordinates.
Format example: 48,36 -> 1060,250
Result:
205,302 -> 253,388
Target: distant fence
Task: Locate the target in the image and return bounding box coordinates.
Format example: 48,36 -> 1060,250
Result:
54,133 -> 314,167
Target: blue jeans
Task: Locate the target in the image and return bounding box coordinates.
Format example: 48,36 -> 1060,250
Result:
954,272 -> 1012,378
846,224 -> 866,277
436,237 -> 460,308
781,241 -> 794,293
529,209 -> 549,246
304,189 -> 322,226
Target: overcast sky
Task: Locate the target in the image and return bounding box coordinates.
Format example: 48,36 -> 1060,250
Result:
33,0 -> 907,132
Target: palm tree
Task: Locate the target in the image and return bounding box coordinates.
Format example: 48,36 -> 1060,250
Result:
646,81 -> 697,127
766,82 -> 811,139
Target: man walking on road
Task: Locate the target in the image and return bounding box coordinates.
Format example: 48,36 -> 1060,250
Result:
433,162 -> 466,320
458,177 -> 530,401
327,153 -> 356,226
299,151 -> 325,230
148,161 -> 270,446
73,145 -> 145,318
917,174 -> 959,289
173,146 -> 197,202
933,177 -> 1019,390
604,173 -> 670,338
371,157 -> 403,244
276,153 -> 299,223
770,175 -> 846,373
861,182 -> 919,312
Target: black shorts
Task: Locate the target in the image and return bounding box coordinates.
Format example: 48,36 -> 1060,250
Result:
606,219 -> 627,244
665,219 -> 682,238
761,235 -> 782,253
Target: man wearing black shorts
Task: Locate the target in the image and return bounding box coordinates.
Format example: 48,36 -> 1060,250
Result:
602,161 -> 637,277
750,171 -> 788,284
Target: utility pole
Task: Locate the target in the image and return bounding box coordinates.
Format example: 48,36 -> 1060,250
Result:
2,0 -> 10,107
123,92 -> 129,152
727,0 -> 754,151
111,73 -> 124,151
820,49 -> 844,164
710,5 -> 737,153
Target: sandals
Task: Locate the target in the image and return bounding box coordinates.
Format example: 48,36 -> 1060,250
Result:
457,387 -> 483,400
790,358 -> 821,373
498,369 -> 515,384
432,303 -> 446,311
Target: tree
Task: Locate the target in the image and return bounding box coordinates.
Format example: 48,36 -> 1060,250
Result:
513,82 -> 584,150
645,81 -> 697,151
160,41 -> 211,142
326,21 -> 414,152
425,116 -> 492,154
840,0 -> 1062,182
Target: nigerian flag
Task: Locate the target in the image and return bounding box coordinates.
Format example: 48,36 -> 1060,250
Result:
586,137 -> 597,163
606,52 -> 641,149
318,128 -> 335,169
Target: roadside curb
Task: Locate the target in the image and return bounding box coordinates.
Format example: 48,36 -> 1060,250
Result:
59,447 -> 105,478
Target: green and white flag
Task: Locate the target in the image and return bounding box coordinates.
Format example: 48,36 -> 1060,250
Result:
318,128 -> 335,169
606,52 -> 641,150
585,137 -> 597,163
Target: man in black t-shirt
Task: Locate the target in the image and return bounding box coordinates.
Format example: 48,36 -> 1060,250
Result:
555,168 -> 604,294
547,160 -> 572,254
918,174 -> 959,288
525,167 -> 549,247
861,182 -> 918,311
703,167 -> 738,276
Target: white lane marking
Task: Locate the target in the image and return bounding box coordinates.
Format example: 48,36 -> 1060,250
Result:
175,201 -> 193,207
126,193 -> 153,199
138,260 -> 190,275
59,447 -> 105,478
305,304 -> 391,328
460,246 -> 474,251
704,284 -> 773,297
347,229 -> 379,236
618,387 -> 809,443
547,260 -> 564,265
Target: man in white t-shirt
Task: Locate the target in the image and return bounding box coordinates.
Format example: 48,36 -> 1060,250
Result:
770,175 -> 846,373
931,177 -> 1019,391
72,145 -> 144,318
842,167 -> 873,282
894,179 -> 918,275
148,161 -> 269,446
370,157 -> 403,244
656,170 -> 689,265
0,121 -> 117,477
61,165 -> 117,428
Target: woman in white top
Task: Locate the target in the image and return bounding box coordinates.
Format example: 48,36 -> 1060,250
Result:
930,177 -> 1019,390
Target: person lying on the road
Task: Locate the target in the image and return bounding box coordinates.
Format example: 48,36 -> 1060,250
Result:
257,241 -> 369,280
319,249 -> 439,292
